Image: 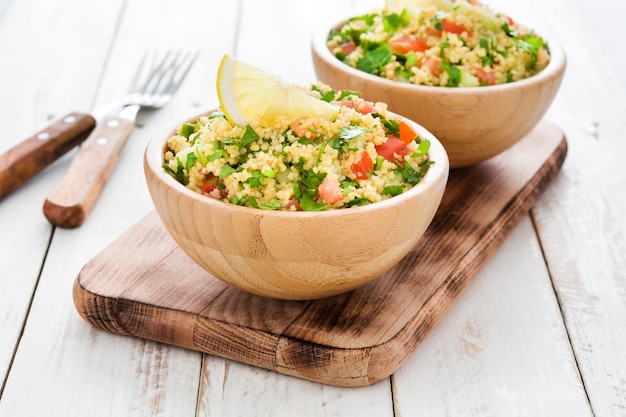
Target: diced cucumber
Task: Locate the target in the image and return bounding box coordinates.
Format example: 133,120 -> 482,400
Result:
427,0 -> 454,11
481,14 -> 499,31
459,69 -> 480,87
350,134 -> 366,150
452,1 -> 474,15
276,169 -> 291,184
388,170 -> 405,186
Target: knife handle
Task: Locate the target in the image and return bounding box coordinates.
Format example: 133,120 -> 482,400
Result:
43,115 -> 135,228
0,112 -> 96,200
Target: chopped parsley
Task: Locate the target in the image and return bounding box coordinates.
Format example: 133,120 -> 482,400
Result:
219,164 -> 237,180
330,4 -> 549,87
356,44 -> 392,75
329,126 -> 372,152
163,86 -> 434,212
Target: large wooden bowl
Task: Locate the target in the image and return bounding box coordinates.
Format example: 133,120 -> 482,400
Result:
144,111 -> 449,300
311,18 -> 566,168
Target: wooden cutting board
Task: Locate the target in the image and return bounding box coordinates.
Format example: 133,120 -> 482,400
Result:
73,120 -> 567,387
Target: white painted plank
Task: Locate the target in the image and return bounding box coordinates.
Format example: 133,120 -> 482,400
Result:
234,0 -> 380,85
0,0 -> 124,388
198,358 -> 393,417
393,217 -> 592,416
0,0 -> 239,415
507,0 -> 626,415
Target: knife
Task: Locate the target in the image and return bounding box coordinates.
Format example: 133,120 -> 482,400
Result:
0,112 -> 96,201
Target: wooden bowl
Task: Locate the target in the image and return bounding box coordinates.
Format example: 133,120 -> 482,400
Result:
311,18 -> 566,168
144,111 -> 449,300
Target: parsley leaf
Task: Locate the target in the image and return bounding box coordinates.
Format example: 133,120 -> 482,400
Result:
383,13 -> 405,32
405,51 -> 418,68
329,126 -> 372,153
501,22 -> 516,37
516,35 -> 544,69
245,170 -> 264,188
340,178 -> 359,189
207,148 -> 224,162
240,125 -> 259,149
394,66 -> 414,80
356,44 -> 392,75
345,197 -> 371,208
222,138 -> 239,146
310,85 -> 360,103
381,118 -> 400,137
219,164 -> 237,180
260,198 -> 282,210
311,84 -> 338,102
375,155 -> 385,171
162,162 -> 185,184
340,126 -> 372,141
441,63 -> 462,87
397,161 -> 423,185
336,89 -> 361,101
414,139 -> 431,157
382,185 -> 404,196
185,152 -> 197,171
299,194 -> 331,211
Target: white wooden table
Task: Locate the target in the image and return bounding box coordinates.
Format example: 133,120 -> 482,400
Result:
1,0 -> 624,415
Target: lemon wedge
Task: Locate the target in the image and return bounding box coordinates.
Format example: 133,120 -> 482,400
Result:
216,55 -> 339,127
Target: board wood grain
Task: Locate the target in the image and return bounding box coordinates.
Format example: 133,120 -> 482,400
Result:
73,120 -> 567,387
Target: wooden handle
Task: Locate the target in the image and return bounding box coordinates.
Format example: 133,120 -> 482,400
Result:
0,112 -> 96,200
43,115 -> 135,228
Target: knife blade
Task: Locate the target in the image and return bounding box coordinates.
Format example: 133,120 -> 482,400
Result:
0,112 -> 96,201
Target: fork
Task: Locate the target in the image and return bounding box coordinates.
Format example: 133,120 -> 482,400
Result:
43,50 -> 197,228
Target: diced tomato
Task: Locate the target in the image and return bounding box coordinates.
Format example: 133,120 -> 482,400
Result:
472,66 -> 497,86
470,0 -> 481,5
420,56 -> 442,76
351,150 -> 374,180
339,41 -> 357,55
504,14 -> 514,25
317,179 -> 343,205
441,19 -> 471,36
397,120 -> 417,145
429,28 -> 443,37
200,174 -> 227,198
291,117 -> 319,140
389,35 -> 428,55
375,137 -> 410,162
339,100 -> 377,114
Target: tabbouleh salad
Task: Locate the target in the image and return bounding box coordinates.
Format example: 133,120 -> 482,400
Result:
327,0 -> 550,87
162,85 -> 433,211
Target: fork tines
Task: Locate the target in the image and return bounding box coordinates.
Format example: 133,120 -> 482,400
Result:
128,50 -> 198,106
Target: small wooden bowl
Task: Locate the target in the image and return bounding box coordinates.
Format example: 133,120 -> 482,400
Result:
144,111 -> 449,300
311,18 -> 566,168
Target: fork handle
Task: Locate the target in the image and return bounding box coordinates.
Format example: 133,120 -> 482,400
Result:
43,115 -> 135,228
0,112 -> 96,200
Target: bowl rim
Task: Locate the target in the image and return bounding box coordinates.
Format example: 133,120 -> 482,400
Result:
311,13 -> 567,95
145,110 -> 449,219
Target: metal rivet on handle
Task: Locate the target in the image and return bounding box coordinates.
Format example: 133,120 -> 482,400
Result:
37,132 -> 51,140
107,119 -> 120,128
96,137 -> 108,146
63,115 -> 77,124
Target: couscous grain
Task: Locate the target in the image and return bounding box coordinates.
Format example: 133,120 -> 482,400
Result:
327,0 -> 550,86
162,84 -> 433,211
